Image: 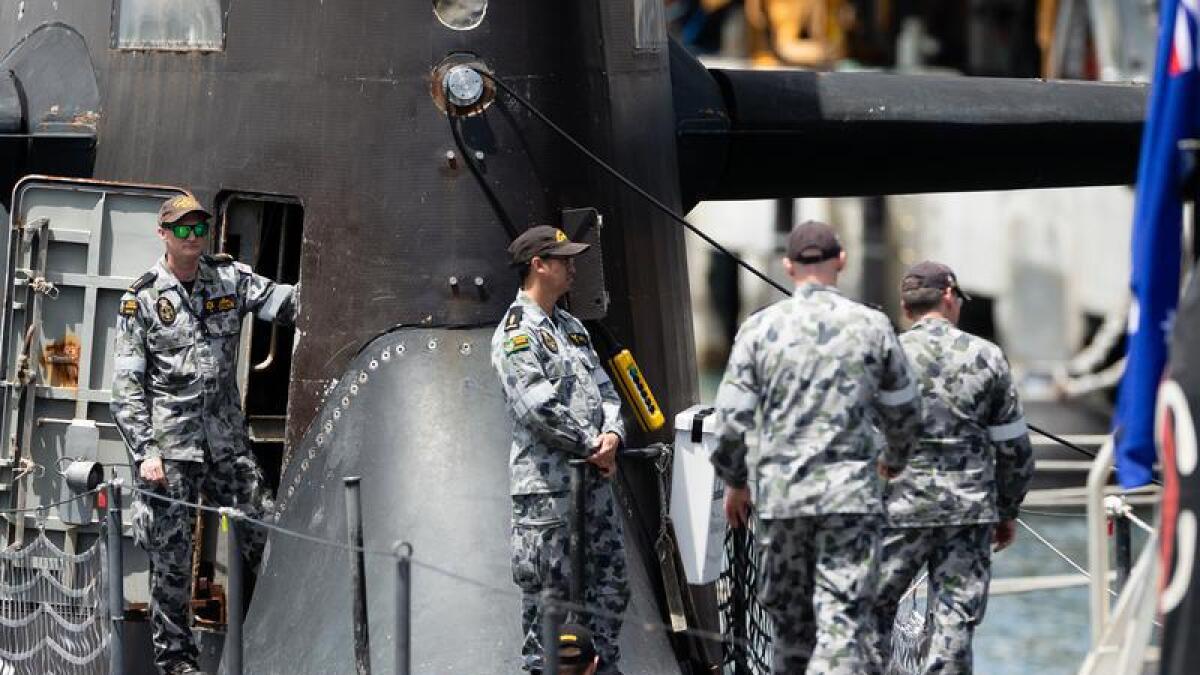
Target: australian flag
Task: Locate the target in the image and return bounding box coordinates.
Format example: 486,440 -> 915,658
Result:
1115,0 -> 1196,489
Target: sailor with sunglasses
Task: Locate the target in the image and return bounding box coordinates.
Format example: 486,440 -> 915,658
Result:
111,193 -> 298,675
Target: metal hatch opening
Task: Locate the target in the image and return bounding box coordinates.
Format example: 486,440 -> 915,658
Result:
217,193 -> 303,494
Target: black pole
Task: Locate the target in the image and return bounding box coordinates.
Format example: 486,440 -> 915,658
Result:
344,476 -> 371,675
1180,138 -> 1200,262
105,481 -> 125,675
395,542 -> 412,675
541,589 -> 562,674
225,514 -> 244,675
569,460 -> 588,608
1114,515 -> 1133,595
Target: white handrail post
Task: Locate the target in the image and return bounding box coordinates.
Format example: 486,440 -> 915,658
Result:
1086,437 -> 1115,645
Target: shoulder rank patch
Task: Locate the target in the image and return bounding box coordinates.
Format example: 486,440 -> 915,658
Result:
204,294 -> 237,314
503,306 -> 524,332
504,333 -> 532,355
156,296 -> 177,325
119,299 -> 139,316
206,253 -> 235,265
538,329 -> 559,354
567,332 -> 589,347
127,271 -> 157,294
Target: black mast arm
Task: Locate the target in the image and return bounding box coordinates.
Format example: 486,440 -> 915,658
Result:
671,39 -> 1148,205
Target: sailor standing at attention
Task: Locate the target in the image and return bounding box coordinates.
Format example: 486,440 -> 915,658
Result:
111,193 -> 298,675
490,225 -> 630,675
870,261 -> 1035,674
711,220 -> 923,675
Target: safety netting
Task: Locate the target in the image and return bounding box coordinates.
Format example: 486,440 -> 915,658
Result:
718,518 -> 928,675
0,530 -> 110,674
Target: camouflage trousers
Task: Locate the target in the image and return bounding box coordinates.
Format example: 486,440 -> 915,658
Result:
511,482 -> 629,675
132,456 -> 272,673
871,525 -> 994,674
757,514 -> 882,675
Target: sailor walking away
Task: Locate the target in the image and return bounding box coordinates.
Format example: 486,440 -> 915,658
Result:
870,261 -> 1035,674
711,220 -> 923,674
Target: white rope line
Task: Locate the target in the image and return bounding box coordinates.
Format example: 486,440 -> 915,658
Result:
898,571 -> 929,604
1016,518 -> 1117,598
1120,509 -> 1155,535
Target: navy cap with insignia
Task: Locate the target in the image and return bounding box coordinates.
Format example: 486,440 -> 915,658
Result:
158,193 -> 212,225
557,623 -> 598,667
508,226 -> 590,266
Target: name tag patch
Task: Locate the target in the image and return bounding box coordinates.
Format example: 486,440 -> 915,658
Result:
205,295 -> 237,314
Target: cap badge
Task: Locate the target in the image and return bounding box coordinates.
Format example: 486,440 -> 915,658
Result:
156,296 -> 177,325
170,195 -> 201,211
554,229 -> 568,243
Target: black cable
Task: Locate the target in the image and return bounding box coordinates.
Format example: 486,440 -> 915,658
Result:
0,487 -> 103,516
448,115 -> 520,241
1027,422 -> 1163,487
482,73 -> 792,297
124,484 -> 404,559
1027,423 -> 1098,460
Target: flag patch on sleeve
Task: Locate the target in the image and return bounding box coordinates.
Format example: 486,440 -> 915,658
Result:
504,333 -> 532,355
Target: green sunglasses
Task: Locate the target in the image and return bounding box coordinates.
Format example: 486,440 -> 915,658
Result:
163,221 -> 210,239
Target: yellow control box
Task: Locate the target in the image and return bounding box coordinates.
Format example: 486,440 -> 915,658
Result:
609,349 -> 665,432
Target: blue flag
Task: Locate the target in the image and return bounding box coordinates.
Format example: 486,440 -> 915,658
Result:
1115,0 -> 1196,489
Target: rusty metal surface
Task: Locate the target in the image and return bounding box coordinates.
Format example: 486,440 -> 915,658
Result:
40,333 -> 80,388
0,24 -> 99,206
0,23 -> 99,133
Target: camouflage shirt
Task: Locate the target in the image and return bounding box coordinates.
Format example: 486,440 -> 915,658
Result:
885,317 -> 1035,526
491,291 -> 624,496
111,255 -> 297,464
711,283 -> 923,518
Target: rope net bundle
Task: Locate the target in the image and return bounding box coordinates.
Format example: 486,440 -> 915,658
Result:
717,518 -> 928,674
0,530 -> 110,674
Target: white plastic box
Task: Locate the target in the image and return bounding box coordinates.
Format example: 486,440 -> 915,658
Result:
670,404 -> 727,584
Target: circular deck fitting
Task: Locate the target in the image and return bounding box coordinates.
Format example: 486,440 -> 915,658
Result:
431,54 -> 495,117
433,0 -> 487,31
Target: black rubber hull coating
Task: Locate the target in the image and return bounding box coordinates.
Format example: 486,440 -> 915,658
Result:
241,326 -> 681,675
674,55 -> 1148,201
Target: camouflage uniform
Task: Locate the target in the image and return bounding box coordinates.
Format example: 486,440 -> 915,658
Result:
711,283 -> 923,675
491,290 -> 629,675
111,254 -> 297,672
871,317 -> 1035,674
